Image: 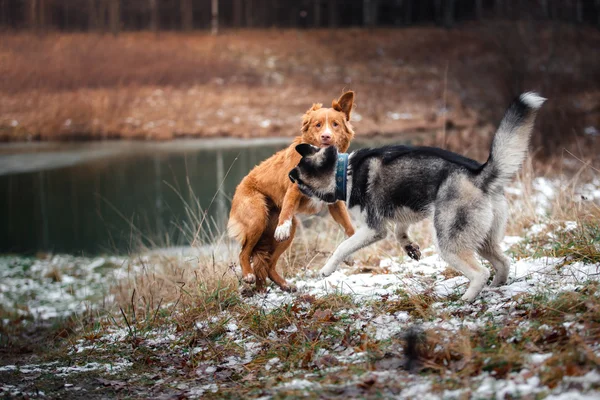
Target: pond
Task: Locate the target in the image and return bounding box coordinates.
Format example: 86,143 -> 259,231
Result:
0,136 -> 415,255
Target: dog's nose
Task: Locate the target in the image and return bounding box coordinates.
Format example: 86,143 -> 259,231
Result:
321,133 -> 331,143
289,169 -> 298,183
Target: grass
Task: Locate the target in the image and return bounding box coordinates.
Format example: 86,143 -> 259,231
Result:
1,23 -> 599,160
1,92 -> 600,397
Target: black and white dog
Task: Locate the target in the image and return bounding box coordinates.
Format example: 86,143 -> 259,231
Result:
289,93 -> 545,302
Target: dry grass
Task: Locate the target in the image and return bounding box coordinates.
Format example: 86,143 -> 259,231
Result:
2,158 -> 597,397
1,24 -> 598,156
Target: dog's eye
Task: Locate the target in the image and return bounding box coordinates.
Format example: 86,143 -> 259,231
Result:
316,122 -> 322,128
332,121 -> 339,127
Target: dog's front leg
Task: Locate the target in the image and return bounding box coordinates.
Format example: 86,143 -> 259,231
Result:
320,226 -> 385,277
328,201 -> 356,265
328,201 -> 355,237
274,185 -> 302,242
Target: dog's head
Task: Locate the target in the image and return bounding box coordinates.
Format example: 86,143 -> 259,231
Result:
301,91 -> 355,152
289,144 -> 339,203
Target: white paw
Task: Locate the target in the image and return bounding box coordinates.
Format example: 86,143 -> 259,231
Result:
243,273 -> 256,284
461,292 -> 477,303
319,264 -> 337,277
274,219 -> 292,242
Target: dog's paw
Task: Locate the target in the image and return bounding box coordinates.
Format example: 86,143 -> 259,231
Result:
243,273 -> 256,284
281,283 -> 297,293
404,243 -> 421,261
319,265 -> 336,277
274,220 -> 292,242
490,275 -> 508,287
460,293 -> 478,303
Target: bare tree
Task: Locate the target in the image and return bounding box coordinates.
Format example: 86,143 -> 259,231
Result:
575,0 -> 583,24
444,0 -> 454,28
404,0 -> 411,25
314,0 -> 321,28
27,0 -> 38,31
98,0 -> 108,33
363,0 -> 376,27
181,0 -> 193,32
233,0 -> 242,27
88,0 -> 98,31
494,0 -> 504,19
211,0 -> 218,34
329,0 -> 338,28
109,0 -> 119,36
540,0 -> 549,18
475,0 -> 483,19
149,0 -> 158,33
245,0 -> 253,27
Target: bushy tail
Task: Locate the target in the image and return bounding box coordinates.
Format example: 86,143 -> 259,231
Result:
478,92 -> 546,193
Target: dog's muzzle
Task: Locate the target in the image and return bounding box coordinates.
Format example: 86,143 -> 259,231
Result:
289,168 -> 299,184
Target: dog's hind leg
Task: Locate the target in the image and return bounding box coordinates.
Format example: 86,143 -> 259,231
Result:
441,251 -> 490,302
233,194 -> 269,285
478,243 -> 510,287
395,223 -> 421,261
478,197 -> 510,287
267,217 -> 298,292
320,226 -> 386,277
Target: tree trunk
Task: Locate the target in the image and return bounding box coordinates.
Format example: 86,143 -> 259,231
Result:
211,0 -> 218,34
475,0 -> 483,19
443,0 -> 454,28
434,0 -> 442,25
149,0 -> 158,33
88,0 -> 98,31
38,0 -> 46,33
575,0 -> 583,24
494,0 -> 503,19
404,0 -> 411,25
245,0 -> 253,27
109,0 -> 119,36
363,0 -> 371,26
97,0 -> 107,33
181,0 -> 193,32
314,0 -> 321,27
540,0 -> 549,19
233,0 -> 242,27
329,0 -> 338,28
28,0 -> 38,31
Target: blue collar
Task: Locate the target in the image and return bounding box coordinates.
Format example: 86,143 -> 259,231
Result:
335,153 -> 349,202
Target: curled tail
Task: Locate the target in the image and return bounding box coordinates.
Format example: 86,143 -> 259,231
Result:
478,92 -> 546,193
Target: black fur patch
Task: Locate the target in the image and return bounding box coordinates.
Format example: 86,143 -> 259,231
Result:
451,206 -> 469,236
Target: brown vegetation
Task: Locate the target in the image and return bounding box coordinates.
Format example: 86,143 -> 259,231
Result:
1,23 -> 598,159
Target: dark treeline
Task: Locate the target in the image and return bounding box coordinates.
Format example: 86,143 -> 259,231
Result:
1,0 -> 599,34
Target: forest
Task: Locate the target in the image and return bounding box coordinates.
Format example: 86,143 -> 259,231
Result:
2,0 -> 599,35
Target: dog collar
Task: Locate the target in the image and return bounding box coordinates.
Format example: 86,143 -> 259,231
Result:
335,153 -> 349,202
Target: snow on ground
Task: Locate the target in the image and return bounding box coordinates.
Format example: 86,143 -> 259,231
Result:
0,255 -> 129,320
1,176 -> 599,398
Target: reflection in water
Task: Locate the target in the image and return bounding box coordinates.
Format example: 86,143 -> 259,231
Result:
1,144 -> 286,255
0,138 -> 413,255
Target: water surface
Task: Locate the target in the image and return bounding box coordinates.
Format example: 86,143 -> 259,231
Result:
1,136 -> 414,255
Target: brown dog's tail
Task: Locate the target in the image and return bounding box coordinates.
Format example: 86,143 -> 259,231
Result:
227,217 -> 245,243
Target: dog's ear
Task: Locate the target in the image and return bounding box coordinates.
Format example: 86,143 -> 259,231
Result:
332,91 -> 354,121
295,143 -> 319,157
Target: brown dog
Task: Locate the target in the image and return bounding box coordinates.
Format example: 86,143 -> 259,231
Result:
228,91 -> 356,293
